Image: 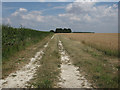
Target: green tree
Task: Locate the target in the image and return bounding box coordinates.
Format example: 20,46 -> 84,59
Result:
50,30 -> 54,33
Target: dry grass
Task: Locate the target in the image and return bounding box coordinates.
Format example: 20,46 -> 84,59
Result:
58,34 -> 118,88
30,35 -> 61,88
62,33 -> 118,56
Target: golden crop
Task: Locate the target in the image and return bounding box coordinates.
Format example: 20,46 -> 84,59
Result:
62,33 -> 118,56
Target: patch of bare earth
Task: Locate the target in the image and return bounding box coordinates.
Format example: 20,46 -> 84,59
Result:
0,41 -> 49,88
57,40 -> 92,88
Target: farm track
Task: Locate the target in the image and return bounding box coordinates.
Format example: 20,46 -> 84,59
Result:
1,41 -> 49,88
1,34 -> 92,88
1,34 -> 118,88
58,34 -> 118,88
57,40 -> 92,88
0,36 -> 55,89
0,35 -> 90,88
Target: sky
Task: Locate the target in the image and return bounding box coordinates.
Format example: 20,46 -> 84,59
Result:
1,0 -> 120,2
1,0 -> 119,33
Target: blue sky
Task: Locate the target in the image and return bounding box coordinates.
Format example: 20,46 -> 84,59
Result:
2,2 -> 69,17
2,1 -> 118,33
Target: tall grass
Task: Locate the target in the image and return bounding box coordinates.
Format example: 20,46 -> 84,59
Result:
2,25 -> 51,61
63,33 -> 119,57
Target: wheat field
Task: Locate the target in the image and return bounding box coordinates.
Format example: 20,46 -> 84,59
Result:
63,33 -> 118,56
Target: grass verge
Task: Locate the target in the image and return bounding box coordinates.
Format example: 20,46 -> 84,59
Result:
59,34 -> 118,88
30,35 -> 61,88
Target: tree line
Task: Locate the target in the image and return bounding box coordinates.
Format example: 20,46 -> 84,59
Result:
50,28 -> 72,33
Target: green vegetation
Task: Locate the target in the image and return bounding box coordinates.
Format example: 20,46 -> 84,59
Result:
2,34 -> 52,79
2,25 -> 51,61
31,35 -> 61,88
55,28 -> 72,33
59,34 -> 118,88
50,30 -> 54,33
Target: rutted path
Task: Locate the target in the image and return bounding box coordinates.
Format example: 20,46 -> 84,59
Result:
0,40 -> 50,88
0,35 -> 92,88
58,40 -> 92,88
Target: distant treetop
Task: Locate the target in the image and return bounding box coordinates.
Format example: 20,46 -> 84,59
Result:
55,28 -> 72,33
50,30 -> 54,33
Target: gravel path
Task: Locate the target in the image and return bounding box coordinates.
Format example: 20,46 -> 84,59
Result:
0,36 -> 92,88
58,40 -> 92,88
0,42 -> 49,89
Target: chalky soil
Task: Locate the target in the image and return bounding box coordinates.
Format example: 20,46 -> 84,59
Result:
58,40 -> 92,88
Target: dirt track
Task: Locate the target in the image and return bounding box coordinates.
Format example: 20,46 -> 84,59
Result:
1,34 -> 93,88
57,40 -> 92,88
1,42 -> 49,88
4,34 -> 119,88
1,33 -> 119,88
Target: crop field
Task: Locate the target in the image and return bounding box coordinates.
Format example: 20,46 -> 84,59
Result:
62,33 -> 119,57
1,28 -> 119,88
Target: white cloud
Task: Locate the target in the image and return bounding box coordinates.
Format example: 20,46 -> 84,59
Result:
60,2 -> 117,23
11,8 -> 43,22
11,8 -> 27,16
21,11 -> 44,22
58,2 -> 118,32
19,8 -> 27,12
3,8 -> 45,29
11,11 -> 19,16
3,2 -> 118,33
70,16 -> 81,21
